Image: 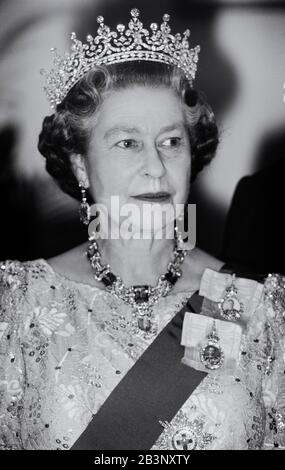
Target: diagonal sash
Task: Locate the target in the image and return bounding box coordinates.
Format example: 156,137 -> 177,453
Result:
71,291 -> 205,450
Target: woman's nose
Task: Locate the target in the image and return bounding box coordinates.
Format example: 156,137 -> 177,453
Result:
143,144 -> 166,178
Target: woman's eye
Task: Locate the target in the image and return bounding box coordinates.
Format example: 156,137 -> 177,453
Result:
161,137 -> 182,148
116,139 -> 139,149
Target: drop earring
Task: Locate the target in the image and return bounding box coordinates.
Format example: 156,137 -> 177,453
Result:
78,182 -> 90,225
174,214 -> 187,251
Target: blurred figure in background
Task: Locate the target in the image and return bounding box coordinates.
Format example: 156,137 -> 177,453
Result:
222,126 -> 285,275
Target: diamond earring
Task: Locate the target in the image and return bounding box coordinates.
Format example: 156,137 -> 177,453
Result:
78,182 -> 90,225
174,217 -> 188,251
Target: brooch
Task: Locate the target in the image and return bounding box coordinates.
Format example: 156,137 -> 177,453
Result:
181,312 -> 242,375
200,320 -> 224,370
156,411 -> 216,450
218,274 -> 244,321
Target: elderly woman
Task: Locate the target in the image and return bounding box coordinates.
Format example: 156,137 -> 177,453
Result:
0,9 -> 284,451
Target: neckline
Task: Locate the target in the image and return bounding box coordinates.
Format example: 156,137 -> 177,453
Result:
38,258 -> 105,293
38,258 -> 194,299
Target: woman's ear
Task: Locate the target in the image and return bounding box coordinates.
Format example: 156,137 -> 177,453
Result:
70,154 -> 90,187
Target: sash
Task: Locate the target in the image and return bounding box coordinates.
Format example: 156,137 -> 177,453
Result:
71,291 -> 205,450
71,263 -> 266,450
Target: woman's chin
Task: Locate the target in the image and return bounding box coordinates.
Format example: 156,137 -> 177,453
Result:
119,224 -> 176,241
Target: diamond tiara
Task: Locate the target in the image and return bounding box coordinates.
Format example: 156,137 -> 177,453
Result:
41,8 -> 200,109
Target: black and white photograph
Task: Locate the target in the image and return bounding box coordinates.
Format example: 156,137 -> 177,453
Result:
0,0 -> 285,453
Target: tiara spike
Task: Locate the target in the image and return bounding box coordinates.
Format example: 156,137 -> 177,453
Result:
117,24 -> 125,34
41,8 -> 200,109
130,8 -> 140,18
150,23 -> 158,31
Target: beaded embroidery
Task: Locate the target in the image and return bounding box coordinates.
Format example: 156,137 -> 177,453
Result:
1,260 -> 285,449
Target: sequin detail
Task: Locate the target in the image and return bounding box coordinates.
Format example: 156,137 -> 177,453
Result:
0,259 -> 285,449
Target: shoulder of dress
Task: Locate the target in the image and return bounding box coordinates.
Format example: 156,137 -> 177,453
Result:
0,259 -> 58,329
0,259 -> 27,287
0,260 -> 29,328
0,258 -> 54,293
263,273 -> 285,318
262,274 -> 285,449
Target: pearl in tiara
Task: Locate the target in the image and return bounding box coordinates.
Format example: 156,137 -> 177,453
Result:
41,8 -> 200,109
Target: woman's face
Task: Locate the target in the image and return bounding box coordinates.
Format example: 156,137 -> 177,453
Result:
85,85 -> 191,236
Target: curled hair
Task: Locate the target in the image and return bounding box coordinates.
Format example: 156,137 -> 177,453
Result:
38,62 -> 219,202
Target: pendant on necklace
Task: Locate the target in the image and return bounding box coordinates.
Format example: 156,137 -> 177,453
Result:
132,306 -> 158,338
132,285 -> 154,333
138,315 -> 151,332
131,287 -> 158,338
131,314 -> 158,339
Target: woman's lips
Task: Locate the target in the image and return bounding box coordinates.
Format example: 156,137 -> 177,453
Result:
132,192 -> 171,202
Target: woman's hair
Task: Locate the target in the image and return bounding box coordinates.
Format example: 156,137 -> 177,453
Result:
38,61 -> 219,202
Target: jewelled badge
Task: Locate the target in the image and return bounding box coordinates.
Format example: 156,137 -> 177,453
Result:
218,274 -> 244,321
171,427 -> 197,450
156,411 -> 216,450
200,320 -> 224,370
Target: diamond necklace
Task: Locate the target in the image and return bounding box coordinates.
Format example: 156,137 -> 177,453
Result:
86,233 -> 188,338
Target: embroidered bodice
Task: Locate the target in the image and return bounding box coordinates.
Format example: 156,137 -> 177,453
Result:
0,259 -> 284,450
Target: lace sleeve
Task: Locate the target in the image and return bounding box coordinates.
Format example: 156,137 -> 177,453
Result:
0,260 -> 26,450
262,274 -> 285,450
